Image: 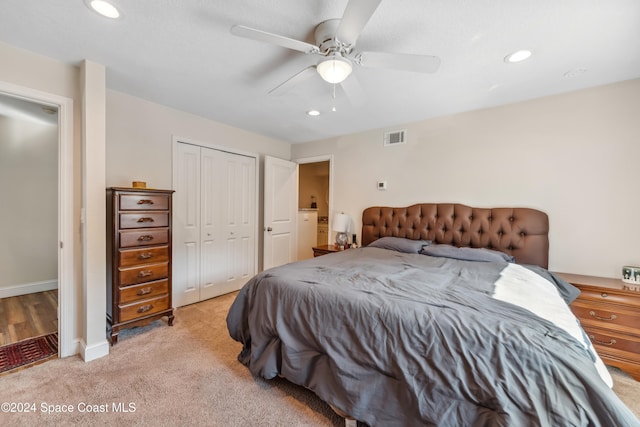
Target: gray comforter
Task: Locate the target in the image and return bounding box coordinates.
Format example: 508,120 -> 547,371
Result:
226,247 -> 639,426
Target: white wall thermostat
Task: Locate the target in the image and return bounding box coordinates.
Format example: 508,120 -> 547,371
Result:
377,181 -> 387,190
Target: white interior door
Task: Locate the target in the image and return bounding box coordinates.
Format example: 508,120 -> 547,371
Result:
173,142 -> 202,307
226,152 -> 256,290
263,156 -> 298,270
198,146 -> 222,301
201,150 -> 256,299
174,142 -> 257,307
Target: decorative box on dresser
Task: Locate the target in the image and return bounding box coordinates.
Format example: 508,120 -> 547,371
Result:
107,187 -> 175,344
557,272 -> 640,381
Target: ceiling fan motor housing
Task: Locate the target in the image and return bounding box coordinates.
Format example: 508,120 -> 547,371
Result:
315,19 -> 351,55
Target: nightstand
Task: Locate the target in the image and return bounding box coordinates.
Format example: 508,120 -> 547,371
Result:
556,272 -> 640,381
312,244 -> 347,257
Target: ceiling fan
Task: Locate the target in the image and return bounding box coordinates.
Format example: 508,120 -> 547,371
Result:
230,0 -> 440,100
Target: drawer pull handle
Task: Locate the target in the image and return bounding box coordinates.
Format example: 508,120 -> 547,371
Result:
588,310 -> 617,321
138,235 -> 154,242
137,270 -> 153,278
137,199 -> 155,205
601,292 -> 608,298
589,335 -> 617,346
138,252 -> 154,260
137,304 -> 153,313
137,217 -> 155,223
136,287 -> 152,296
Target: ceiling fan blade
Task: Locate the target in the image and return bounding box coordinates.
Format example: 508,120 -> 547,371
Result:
231,25 -> 319,54
268,66 -> 318,96
340,74 -> 366,107
358,51 -> 441,73
335,0 -> 382,46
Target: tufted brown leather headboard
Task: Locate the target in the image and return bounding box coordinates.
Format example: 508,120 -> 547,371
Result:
362,203 -> 549,268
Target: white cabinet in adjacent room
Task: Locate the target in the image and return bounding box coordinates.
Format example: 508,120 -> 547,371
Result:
297,209 -> 317,260
317,219 -> 329,246
173,142 -> 257,307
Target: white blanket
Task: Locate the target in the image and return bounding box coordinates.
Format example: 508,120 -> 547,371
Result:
493,263 -> 613,387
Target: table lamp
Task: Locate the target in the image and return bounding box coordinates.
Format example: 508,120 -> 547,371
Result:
333,213 -> 350,248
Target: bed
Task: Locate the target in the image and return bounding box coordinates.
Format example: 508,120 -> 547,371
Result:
227,203 -> 639,426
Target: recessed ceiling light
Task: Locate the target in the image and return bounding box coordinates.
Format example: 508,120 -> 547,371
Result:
86,0 -> 120,19
307,110 -> 320,117
504,50 -> 532,63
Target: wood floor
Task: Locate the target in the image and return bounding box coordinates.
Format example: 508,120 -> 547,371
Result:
0,290 -> 58,346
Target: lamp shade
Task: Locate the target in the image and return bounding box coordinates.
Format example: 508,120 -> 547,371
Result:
332,213 -> 350,233
317,55 -> 353,84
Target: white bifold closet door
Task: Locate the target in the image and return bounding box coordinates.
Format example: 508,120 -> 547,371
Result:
173,142 -> 256,307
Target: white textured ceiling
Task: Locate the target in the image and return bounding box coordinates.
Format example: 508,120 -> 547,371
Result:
1,0 -> 639,143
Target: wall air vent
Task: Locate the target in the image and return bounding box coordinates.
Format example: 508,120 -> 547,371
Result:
383,129 -> 406,146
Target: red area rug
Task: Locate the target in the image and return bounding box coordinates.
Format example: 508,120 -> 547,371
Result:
0,332 -> 58,374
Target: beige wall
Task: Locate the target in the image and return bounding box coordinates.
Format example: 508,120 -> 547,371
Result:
81,60 -> 109,359
0,115 -> 57,289
105,90 -> 290,189
292,79 -> 640,278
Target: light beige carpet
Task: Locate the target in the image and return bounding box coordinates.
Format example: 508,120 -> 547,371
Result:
0,292 -> 638,426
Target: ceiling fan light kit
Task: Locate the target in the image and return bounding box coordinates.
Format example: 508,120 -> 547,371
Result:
317,54 -> 353,84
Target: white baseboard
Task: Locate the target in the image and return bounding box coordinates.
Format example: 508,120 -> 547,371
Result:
60,338 -> 82,359
80,338 -> 110,362
0,279 -> 58,298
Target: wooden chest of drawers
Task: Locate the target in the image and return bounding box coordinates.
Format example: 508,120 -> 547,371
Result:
557,272 -> 640,381
107,187 -> 175,344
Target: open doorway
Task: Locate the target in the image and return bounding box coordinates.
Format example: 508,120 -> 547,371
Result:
296,157 -> 331,260
0,81 -> 79,368
0,93 -> 59,366
0,82 -> 74,362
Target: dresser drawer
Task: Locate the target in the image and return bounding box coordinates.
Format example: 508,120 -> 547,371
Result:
119,263 -> 168,286
119,229 -> 169,248
576,288 -> 640,309
120,212 -> 169,229
119,246 -> 169,267
119,194 -> 170,211
120,279 -> 169,304
119,295 -> 170,322
583,326 -> 640,361
571,300 -> 640,333
556,272 -> 640,380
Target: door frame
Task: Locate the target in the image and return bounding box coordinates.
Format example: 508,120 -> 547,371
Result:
0,81 -> 76,358
171,136 -> 259,303
294,154 -> 334,242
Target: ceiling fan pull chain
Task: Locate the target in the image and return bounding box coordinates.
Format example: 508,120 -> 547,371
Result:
332,84 -> 337,112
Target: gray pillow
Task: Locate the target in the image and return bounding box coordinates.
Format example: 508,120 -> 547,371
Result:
367,237 -> 431,254
420,244 -> 515,263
